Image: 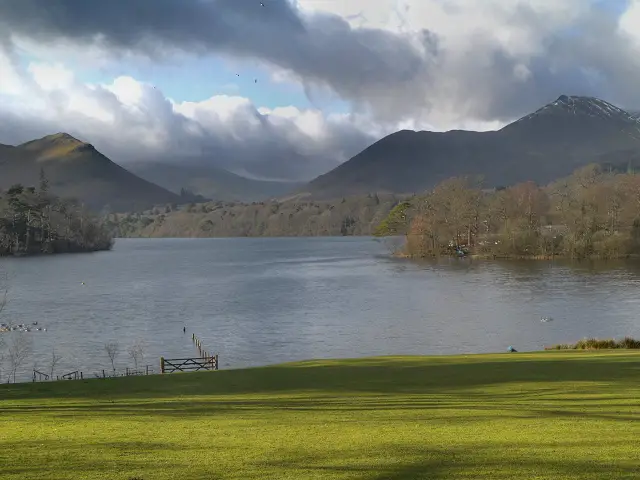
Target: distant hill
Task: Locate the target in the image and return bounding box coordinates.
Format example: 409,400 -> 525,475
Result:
108,193 -> 406,238
129,162 -> 302,203
302,95 -> 640,198
0,133 -> 181,212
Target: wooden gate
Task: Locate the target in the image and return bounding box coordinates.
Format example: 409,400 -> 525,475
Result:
160,355 -> 218,373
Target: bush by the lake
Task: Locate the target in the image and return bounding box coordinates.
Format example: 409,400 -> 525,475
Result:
0,176 -> 113,256
545,337 -> 640,350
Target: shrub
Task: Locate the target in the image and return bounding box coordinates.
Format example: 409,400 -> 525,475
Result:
545,337 -> 640,350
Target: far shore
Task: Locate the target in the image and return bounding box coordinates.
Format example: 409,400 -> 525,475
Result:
393,251 -> 640,261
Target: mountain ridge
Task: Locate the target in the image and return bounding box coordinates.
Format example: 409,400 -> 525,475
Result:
129,161 -> 303,203
301,95 -> 640,199
0,133 -> 181,212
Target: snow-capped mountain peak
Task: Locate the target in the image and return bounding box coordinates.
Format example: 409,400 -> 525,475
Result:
519,95 -> 638,123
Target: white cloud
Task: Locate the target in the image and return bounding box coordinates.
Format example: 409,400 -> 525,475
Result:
28,62 -> 75,91
0,48 -> 25,96
0,58 -> 380,180
619,0 -> 640,45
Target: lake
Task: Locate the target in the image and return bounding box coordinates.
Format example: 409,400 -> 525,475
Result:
1,237 -> 640,382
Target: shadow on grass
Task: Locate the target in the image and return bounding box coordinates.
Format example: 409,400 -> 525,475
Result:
2,440 -> 638,480
3,399 -> 639,426
2,354 -> 639,399
0,439 -> 180,479
261,442 -> 640,480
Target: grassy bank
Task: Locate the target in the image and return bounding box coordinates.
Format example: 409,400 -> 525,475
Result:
1,352 -> 640,479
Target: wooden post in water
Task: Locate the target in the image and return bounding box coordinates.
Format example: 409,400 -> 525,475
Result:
160,357 -> 165,374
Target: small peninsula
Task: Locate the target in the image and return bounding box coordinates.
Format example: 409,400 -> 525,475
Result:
379,164 -> 640,260
0,176 -> 113,257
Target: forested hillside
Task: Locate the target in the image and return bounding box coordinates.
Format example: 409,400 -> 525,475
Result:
391,164 -> 640,259
107,194 -> 406,238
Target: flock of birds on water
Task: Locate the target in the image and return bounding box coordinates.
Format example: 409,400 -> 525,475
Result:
0,322 -> 47,333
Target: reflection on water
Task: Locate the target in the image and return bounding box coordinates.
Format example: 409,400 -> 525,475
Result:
1,237 -> 640,381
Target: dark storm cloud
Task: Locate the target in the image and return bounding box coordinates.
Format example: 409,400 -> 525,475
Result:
0,0 -> 433,121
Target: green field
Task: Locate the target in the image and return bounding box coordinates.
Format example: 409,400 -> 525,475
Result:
1,352 -> 639,479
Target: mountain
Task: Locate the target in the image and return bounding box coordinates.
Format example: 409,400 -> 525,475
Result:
129,162 -> 302,203
0,133 -> 180,212
302,95 -> 640,198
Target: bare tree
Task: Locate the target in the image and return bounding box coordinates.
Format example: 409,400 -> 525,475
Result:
7,335 -> 32,383
0,271 -> 8,382
0,271 -> 8,321
0,286 -> 6,319
127,341 -> 145,370
0,336 -> 5,383
49,348 -> 63,380
104,342 -> 119,372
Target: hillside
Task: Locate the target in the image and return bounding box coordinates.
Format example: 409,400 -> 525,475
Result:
303,95 -> 640,198
108,193 -> 406,238
0,133 -> 181,212
386,164 -> 640,260
129,162 -> 302,203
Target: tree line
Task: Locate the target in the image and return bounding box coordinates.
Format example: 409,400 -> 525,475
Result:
389,164 -> 640,259
0,169 -> 113,256
104,193 -> 405,238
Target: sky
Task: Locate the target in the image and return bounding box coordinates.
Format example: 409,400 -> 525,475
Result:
1,0 -> 640,181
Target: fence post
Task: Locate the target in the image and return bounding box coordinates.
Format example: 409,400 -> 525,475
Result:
215,354 -> 219,370
160,356 -> 165,374
146,365 -> 149,375
80,372 -> 83,380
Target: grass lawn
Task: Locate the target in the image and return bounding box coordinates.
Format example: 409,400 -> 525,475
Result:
1,351 -> 640,479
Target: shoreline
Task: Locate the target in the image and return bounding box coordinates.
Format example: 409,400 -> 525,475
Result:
0,243 -> 114,259
394,251 -> 640,261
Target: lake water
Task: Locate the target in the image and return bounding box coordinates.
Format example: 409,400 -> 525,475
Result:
1,237 -> 640,382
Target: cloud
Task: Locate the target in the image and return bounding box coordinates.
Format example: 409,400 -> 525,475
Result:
2,0 -> 640,128
0,54 -> 378,180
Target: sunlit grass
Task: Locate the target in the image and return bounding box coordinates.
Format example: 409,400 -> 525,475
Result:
1,351 -> 639,479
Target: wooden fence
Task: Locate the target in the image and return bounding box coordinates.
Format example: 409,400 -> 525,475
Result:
31,365 -> 155,383
160,333 -> 219,374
